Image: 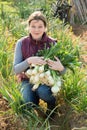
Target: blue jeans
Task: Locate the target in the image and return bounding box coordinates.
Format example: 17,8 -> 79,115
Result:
20,80 -> 56,110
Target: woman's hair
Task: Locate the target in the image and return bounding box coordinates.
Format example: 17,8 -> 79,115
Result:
28,11 -> 47,27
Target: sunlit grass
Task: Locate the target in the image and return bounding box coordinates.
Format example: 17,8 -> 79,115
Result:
62,67 -> 87,112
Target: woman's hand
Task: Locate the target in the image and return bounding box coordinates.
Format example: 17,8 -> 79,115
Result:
16,72 -> 28,83
27,56 -> 46,65
47,56 -> 64,72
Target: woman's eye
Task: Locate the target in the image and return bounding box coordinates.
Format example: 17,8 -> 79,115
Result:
31,26 -> 35,28
39,26 -> 42,28
31,26 -> 43,29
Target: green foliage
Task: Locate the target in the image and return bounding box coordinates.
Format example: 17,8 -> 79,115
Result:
62,68 -> 87,112
0,78 -> 23,114
62,69 -> 83,101
0,2 -> 17,18
12,0 -> 55,19
11,21 -> 28,38
75,92 -> 87,112
0,50 -> 12,79
13,0 -> 31,19
0,35 -> 14,79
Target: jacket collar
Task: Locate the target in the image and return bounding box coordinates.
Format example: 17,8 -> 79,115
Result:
29,32 -> 48,44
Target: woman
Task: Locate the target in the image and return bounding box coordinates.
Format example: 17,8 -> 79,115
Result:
13,11 -> 65,117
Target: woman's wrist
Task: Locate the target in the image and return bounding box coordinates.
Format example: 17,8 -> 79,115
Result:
59,67 -> 66,75
58,66 -> 65,72
27,57 -> 31,64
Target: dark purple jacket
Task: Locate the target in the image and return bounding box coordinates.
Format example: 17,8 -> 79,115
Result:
21,33 -> 57,60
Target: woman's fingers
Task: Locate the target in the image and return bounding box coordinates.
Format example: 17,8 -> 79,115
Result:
27,56 -> 46,65
47,59 -> 55,67
47,57 -> 64,71
33,57 -> 46,65
54,56 -> 59,61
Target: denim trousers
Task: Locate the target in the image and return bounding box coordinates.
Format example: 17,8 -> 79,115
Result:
20,80 -> 56,110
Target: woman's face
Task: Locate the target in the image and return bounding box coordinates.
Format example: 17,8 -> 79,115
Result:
29,20 -> 46,40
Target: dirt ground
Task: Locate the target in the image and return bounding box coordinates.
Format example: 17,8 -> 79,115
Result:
0,25 -> 87,130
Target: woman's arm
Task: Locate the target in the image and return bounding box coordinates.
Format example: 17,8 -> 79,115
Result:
13,39 -> 29,74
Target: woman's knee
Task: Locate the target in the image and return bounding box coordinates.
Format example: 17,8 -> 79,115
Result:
36,84 -> 56,103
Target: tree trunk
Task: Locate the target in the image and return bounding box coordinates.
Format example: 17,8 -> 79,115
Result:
70,0 -> 87,25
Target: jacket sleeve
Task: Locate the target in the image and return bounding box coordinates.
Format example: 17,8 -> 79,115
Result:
13,39 -> 29,74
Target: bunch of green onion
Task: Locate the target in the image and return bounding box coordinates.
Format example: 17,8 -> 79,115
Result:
26,64 -> 62,96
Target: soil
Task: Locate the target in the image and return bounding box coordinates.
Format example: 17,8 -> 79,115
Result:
0,25 -> 87,130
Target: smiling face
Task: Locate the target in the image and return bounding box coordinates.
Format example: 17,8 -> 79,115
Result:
29,20 -> 46,40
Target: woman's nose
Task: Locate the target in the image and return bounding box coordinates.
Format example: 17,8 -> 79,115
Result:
35,27 -> 39,31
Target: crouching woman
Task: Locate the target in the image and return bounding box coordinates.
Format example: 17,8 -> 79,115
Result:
13,11 -> 65,117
